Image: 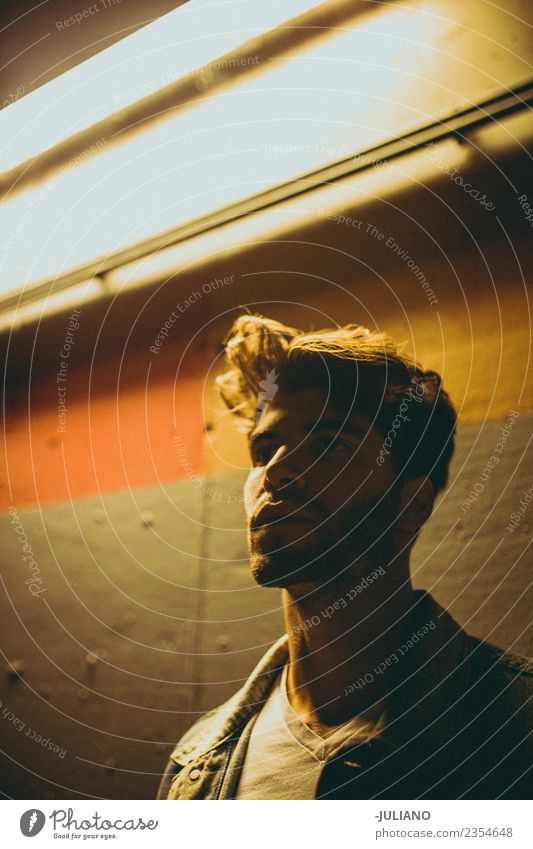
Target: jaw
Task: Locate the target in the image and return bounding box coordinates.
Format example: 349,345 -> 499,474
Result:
248,514 -> 400,591
248,523 -> 335,587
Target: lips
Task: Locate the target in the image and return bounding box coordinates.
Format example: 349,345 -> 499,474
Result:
251,501 -> 316,528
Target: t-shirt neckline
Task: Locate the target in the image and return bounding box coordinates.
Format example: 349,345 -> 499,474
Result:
278,663 -> 388,762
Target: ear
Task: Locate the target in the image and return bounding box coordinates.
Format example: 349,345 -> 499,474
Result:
395,476 -> 435,543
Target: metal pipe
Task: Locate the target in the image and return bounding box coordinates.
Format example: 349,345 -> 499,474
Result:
2,79 -> 531,315
0,0 -> 373,201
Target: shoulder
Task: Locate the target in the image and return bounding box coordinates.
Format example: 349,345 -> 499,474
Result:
169,634 -> 289,763
170,696 -> 239,765
155,696 -> 239,800
463,634 -> 532,747
156,635 -> 289,798
437,631 -> 532,799
469,636 -> 533,682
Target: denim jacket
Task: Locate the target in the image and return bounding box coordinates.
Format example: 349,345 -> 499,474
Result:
157,591 -> 532,800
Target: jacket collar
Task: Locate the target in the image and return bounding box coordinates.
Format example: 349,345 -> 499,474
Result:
170,634 -> 289,766
170,590 -> 472,766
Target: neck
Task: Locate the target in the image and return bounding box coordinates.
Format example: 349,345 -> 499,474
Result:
282,551 -> 417,731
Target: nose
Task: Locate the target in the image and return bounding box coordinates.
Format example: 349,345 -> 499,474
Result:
263,446 -> 306,496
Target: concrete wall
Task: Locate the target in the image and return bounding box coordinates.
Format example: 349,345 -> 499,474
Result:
1,412 -> 531,799
1,0 -> 532,802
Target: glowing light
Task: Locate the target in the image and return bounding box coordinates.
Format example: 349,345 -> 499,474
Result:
0,278 -> 103,331
0,0 -> 529,306
0,0 -> 325,173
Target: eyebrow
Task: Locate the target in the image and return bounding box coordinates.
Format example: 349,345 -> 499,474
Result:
248,418 -> 369,446
306,417 -> 370,439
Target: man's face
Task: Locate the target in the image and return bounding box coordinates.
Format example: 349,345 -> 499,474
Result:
244,386 -> 403,590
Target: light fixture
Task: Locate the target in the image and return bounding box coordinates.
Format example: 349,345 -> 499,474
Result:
1,0 -> 328,176
0,278 -> 104,332
106,137 -> 468,293
0,0 -> 530,311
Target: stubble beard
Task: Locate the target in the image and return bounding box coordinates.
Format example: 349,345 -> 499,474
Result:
248,507 -> 397,591
248,524 -> 338,588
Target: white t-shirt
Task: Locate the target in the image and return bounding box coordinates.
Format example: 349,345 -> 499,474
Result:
235,665 -> 386,800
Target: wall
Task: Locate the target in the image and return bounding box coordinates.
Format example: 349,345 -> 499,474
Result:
2,152 -> 533,797
1,409 -> 531,799
1,0 -> 532,800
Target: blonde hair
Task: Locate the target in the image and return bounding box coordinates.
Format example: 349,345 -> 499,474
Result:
217,313 -> 456,495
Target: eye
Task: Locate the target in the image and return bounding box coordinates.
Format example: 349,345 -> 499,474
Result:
251,443 -> 278,466
314,435 -> 351,454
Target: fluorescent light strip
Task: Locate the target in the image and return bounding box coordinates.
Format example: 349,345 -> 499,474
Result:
0,278 -> 103,332
106,138 -> 468,290
3,106 -> 530,326
3,80 -> 530,310
1,0 -> 530,307
0,0 -> 328,176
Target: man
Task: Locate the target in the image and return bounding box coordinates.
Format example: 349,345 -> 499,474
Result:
158,314 -> 531,800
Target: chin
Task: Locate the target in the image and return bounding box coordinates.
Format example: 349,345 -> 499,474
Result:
249,555 -> 292,586
248,530 -> 336,589
250,555 -> 323,589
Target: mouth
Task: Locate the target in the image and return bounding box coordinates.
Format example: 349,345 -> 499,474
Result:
251,501 -> 316,528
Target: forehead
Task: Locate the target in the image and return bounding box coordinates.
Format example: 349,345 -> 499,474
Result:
252,387 -> 375,435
